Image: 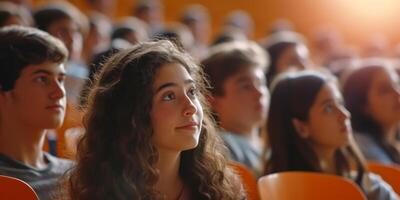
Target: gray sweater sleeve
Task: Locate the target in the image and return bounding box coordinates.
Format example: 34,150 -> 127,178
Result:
363,173 -> 399,200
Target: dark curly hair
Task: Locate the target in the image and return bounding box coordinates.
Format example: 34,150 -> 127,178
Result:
67,40 -> 243,200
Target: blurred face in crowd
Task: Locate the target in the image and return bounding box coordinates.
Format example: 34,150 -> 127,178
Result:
294,83 -> 351,153
277,44 -> 310,74
213,66 -> 269,133
366,67 -> 400,130
48,18 -> 82,60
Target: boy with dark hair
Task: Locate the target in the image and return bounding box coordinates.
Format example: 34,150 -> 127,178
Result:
0,25 -> 73,200
201,41 -> 270,177
34,2 -> 89,107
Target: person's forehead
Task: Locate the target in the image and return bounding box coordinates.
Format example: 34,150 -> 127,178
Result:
153,63 -> 192,85
315,83 -> 340,104
22,62 -> 65,75
230,67 -> 265,81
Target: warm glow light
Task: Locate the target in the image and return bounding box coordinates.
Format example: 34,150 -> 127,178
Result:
331,0 -> 399,25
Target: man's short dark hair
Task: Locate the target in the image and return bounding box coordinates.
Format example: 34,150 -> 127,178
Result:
33,6 -> 72,32
201,41 -> 269,96
0,26 -> 68,91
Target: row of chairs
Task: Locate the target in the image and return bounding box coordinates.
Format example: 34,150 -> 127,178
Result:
230,162 -> 400,200
1,162 -> 399,199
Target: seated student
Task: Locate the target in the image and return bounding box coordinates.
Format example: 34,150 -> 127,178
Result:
34,2 -> 88,108
0,26 -> 73,200
0,1 -> 32,27
261,31 -> 312,87
66,40 -> 244,200
201,41 -> 269,177
34,2 -> 89,157
343,59 -> 400,164
180,4 -> 210,60
264,71 -> 399,200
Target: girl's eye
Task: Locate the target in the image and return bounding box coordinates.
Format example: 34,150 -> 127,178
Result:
240,83 -> 253,90
162,92 -> 176,101
187,87 -> 198,97
58,76 -> 66,84
323,104 -> 334,113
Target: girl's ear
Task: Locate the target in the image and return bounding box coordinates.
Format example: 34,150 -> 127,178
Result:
292,118 -> 310,138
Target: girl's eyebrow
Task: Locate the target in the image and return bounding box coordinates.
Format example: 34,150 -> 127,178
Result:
319,98 -> 334,106
155,79 -> 194,93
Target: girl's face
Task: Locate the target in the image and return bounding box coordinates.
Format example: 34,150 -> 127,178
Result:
277,44 -> 310,74
366,67 -> 400,129
150,62 -> 203,153
296,83 -> 351,152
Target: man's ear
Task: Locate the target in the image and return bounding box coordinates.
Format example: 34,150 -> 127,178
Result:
0,86 -> 11,103
0,86 -> 5,99
292,118 -> 310,138
0,88 -> 5,108
206,94 -> 215,105
207,94 -> 224,114
362,103 -> 371,116
207,94 -> 220,108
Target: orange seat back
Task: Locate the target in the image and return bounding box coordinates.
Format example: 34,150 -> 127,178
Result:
368,162 -> 400,194
228,162 -> 260,200
258,171 -> 367,200
0,175 -> 39,200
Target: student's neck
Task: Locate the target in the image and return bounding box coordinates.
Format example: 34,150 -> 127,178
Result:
155,149 -> 184,200
0,122 -> 47,169
314,146 -> 337,175
382,123 -> 398,143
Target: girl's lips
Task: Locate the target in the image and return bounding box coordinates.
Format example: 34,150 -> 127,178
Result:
176,122 -> 199,129
46,104 -> 64,111
177,122 -> 199,128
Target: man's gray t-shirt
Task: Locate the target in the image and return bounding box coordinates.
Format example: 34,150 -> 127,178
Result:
221,132 -> 263,177
0,153 -> 74,200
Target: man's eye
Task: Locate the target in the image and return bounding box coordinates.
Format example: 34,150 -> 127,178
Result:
35,76 -> 49,84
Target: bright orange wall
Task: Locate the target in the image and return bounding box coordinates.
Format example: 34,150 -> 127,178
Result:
34,0 -> 400,48
161,0 -> 400,48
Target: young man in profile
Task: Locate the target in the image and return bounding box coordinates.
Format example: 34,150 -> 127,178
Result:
201,41 -> 270,177
0,25 -> 73,200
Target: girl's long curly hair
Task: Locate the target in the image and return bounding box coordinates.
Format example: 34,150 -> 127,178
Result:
68,40 -> 243,200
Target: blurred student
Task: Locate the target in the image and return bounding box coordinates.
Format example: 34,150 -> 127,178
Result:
343,59 -> 400,165
202,41 -> 269,177
265,71 -> 399,200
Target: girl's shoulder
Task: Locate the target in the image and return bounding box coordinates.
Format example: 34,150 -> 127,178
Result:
362,172 -> 400,200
